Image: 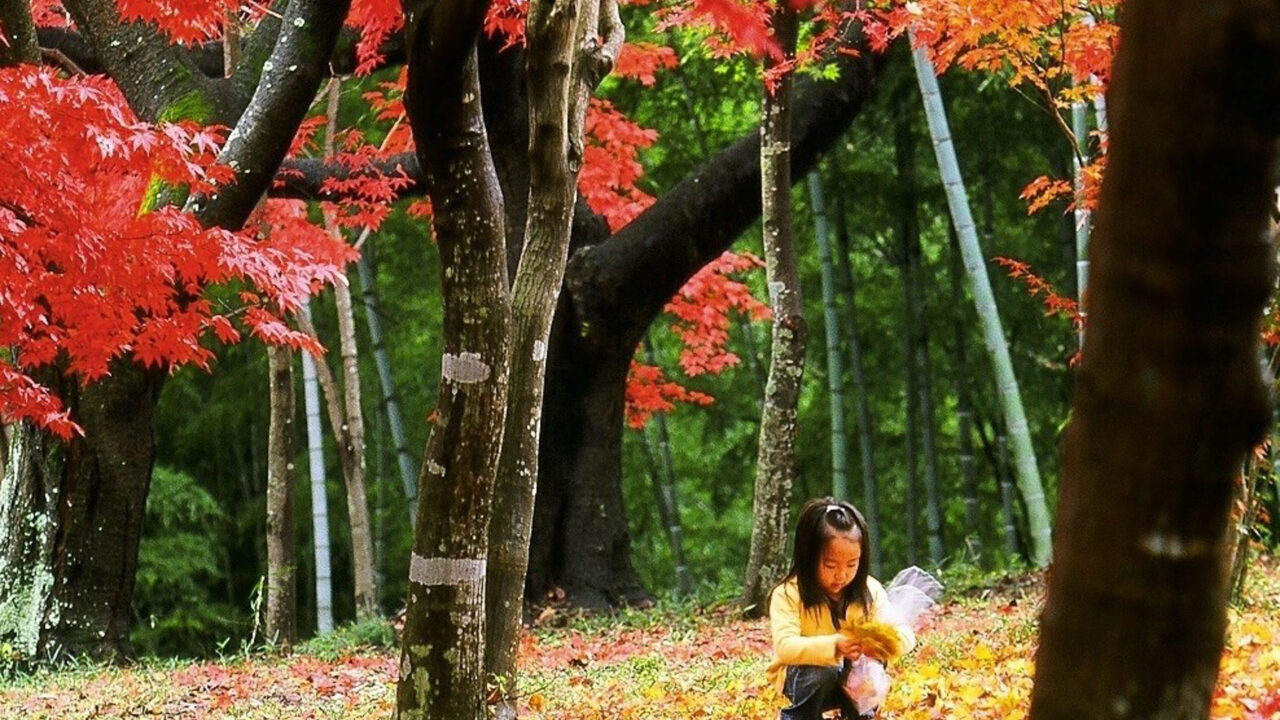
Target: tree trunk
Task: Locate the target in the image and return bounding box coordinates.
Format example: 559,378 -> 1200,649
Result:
0,367 -> 159,662
910,35 -> 1053,566
996,433 -> 1021,558
300,305 -> 335,635
833,195 -> 882,578
6,0 -> 351,657
741,4 -> 803,619
893,88 -> 945,566
0,0 -> 39,66
1029,1 -> 1280,717
355,251 -> 420,513
809,171 -> 850,501
492,18 -> 884,608
641,336 -> 694,596
484,1 -> 621,714
949,227 -> 982,562
396,0 -> 512,712
265,344 -> 297,647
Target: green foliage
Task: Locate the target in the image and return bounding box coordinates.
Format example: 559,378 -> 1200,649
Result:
296,617 -> 397,661
131,466 -> 240,658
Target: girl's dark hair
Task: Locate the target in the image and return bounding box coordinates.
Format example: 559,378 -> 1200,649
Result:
784,497 -> 873,615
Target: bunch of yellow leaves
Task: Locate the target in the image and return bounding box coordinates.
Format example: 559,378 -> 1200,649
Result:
842,621 -> 904,662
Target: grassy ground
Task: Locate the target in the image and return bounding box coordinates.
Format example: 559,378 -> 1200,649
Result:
3,554 -> 1277,719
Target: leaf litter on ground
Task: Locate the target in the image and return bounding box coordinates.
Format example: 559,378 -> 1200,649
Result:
3,554 -> 1278,719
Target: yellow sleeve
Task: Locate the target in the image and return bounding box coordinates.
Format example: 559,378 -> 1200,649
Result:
868,577 -> 916,658
769,583 -> 842,667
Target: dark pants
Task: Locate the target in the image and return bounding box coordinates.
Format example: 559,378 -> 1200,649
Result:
780,664 -> 872,720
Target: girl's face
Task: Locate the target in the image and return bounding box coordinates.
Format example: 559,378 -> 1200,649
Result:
818,534 -> 862,599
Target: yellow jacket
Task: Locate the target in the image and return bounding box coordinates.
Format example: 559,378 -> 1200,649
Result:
766,576 -> 916,691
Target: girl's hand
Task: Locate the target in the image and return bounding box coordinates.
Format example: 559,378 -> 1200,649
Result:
836,636 -> 862,660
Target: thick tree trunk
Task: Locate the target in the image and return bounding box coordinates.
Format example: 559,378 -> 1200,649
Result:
0,0 -> 39,66
0,367 -> 159,662
741,4 -> 803,619
1029,1 -> 1280,717
265,345 -> 297,647
526,22 -> 885,606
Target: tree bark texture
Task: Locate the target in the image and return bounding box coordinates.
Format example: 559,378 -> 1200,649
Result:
396,0 -> 511,716
1029,1 -> 1280,718
485,0 -> 621,713
2,0 -> 351,657
0,0 -> 39,66
741,4 -> 804,619
265,344 -> 297,647
0,367 -> 159,661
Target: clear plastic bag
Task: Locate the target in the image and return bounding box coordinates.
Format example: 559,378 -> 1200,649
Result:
842,566 -> 943,713
843,655 -> 888,714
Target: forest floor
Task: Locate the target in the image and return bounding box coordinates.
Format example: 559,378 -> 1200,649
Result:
2,554 -> 1278,720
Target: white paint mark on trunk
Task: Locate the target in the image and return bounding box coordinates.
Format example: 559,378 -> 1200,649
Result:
409,554 -> 485,587
533,340 -> 547,362
441,352 -> 491,384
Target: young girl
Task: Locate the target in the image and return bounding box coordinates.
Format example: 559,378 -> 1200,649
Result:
767,498 -> 916,720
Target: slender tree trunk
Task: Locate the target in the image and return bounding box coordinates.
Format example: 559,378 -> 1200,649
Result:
1029,1 -> 1280,716
742,4 -> 803,618
996,433 -> 1020,558
809,171 -> 850,500
265,344 -> 297,648
332,275 -> 379,619
949,228 -> 982,561
484,1 -> 622,714
316,78 -> 379,620
641,336 -> 694,596
893,89 -> 945,566
1071,99 -> 1091,347
355,251 -> 420,514
902,328 -> 921,567
910,35 -> 1053,566
300,306 -> 335,635
833,196 -> 882,578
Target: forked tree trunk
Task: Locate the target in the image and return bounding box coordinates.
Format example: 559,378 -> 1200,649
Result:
484,0 -> 622,714
265,344 -> 297,647
1030,2 -> 1280,716
742,4 -> 803,618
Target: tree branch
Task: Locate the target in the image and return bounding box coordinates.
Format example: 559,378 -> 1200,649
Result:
566,20 -> 888,351
60,0 -> 234,122
192,0 -> 354,230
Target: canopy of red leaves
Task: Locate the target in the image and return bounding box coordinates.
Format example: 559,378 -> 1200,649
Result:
0,67 -> 354,437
